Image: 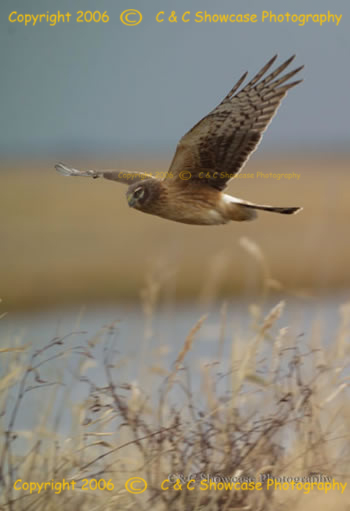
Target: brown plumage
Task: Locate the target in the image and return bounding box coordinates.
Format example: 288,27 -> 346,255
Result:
55,55 -> 304,226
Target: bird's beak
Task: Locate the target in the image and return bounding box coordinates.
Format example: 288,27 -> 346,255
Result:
127,193 -> 135,207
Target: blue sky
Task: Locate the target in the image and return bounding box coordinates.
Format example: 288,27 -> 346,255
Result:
1,0 -> 349,158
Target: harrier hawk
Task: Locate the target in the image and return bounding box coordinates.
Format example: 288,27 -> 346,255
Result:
55,55 -> 303,225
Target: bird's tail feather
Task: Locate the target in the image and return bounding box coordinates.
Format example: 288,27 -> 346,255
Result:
226,195 -> 302,221
242,203 -> 302,215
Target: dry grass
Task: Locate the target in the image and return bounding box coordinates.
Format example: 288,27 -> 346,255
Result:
0,239 -> 349,510
1,154 -> 350,310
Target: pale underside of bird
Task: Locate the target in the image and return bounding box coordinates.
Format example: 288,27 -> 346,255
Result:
55,55 -> 304,226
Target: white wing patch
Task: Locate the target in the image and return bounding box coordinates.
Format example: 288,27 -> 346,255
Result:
222,194 -> 245,205
208,209 -> 223,222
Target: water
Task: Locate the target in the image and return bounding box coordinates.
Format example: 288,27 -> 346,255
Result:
1,293 -> 349,356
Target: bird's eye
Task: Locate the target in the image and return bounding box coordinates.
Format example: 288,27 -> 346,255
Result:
134,187 -> 144,199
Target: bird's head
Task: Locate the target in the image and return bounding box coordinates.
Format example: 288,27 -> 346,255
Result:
126,179 -> 159,210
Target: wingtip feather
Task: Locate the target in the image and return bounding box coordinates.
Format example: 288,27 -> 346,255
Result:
55,162 -> 73,175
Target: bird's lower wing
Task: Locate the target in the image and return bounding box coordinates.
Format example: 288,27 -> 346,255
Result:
55,162 -> 154,185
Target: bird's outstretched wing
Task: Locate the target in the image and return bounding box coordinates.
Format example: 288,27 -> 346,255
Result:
166,55 -> 303,191
55,162 -> 154,185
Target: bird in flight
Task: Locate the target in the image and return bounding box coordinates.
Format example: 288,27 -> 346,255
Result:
55,55 -> 303,226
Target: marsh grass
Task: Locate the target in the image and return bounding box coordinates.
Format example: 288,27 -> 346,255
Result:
1,154 -> 350,310
0,239 -> 350,510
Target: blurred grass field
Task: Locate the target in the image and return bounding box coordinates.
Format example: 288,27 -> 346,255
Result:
1,153 -> 350,311
1,186 -> 349,510
1,291 -> 349,510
